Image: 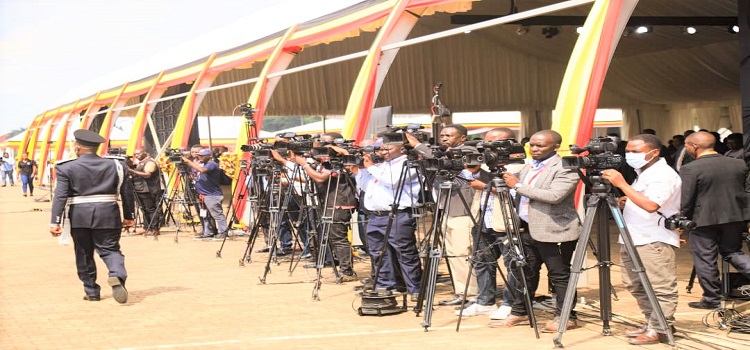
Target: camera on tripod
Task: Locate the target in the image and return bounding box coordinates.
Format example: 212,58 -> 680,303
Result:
240,103 -> 256,119
664,214 -> 696,231
166,148 -> 188,163
311,146 -> 337,159
476,140 -> 527,170
424,147 -> 476,173
240,143 -> 272,152
562,137 -> 622,170
341,145 -> 382,166
107,147 -> 126,156
382,124 -> 429,145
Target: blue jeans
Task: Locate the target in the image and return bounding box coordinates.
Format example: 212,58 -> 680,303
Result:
473,227 -> 515,306
0,169 -> 13,186
20,174 -> 33,194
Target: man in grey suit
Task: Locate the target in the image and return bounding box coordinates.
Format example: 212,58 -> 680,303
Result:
489,130 -> 581,333
680,131 -> 750,309
50,129 -> 135,304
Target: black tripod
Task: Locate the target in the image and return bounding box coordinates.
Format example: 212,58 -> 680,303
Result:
311,164 -> 357,300
455,169 -> 540,337
216,162 -> 252,258
553,174 -> 674,348
159,163 -> 199,243
237,163 -> 273,266
358,155 -> 423,316
413,171 -> 477,331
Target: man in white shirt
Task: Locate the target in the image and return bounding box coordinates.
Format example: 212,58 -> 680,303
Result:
604,133 -> 681,345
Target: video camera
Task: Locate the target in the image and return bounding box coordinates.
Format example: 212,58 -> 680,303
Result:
239,103 -> 256,119
166,148 -> 188,163
107,148 -> 127,156
275,139 -> 313,156
424,147 -> 478,172
562,137 -> 622,171
342,145 -> 382,166
664,214 -> 696,231
475,140 -> 526,170
240,143 -> 273,152
382,123 -> 430,145
311,146 -> 337,159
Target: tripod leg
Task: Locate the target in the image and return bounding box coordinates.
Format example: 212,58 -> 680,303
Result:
608,199 -> 674,346
553,197 -> 598,348
419,249 -> 440,331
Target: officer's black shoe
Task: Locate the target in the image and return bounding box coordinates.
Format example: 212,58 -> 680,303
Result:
108,276 -> 128,304
83,295 -> 101,301
255,247 -> 271,253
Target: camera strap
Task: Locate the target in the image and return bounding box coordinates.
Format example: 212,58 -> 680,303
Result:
655,210 -> 667,226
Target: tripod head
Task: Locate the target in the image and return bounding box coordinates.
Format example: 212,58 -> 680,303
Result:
572,169 -> 613,196
175,162 -> 192,175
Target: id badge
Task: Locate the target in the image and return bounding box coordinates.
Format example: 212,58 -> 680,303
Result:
200,209 -> 207,218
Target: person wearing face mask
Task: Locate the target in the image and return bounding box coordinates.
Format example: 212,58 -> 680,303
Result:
602,134 -> 681,345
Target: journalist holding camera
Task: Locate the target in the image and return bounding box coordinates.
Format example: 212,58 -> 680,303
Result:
182,148 -> 228,239
292,132 -> 358,281
358,140 -> 423,300
678,131 -> 750,310
428,124 -> 481,307
493,130 -> 581,333
459,127 -> 526,319
602,134 -> 681,345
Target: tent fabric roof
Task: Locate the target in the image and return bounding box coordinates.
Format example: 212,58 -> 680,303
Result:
33,0 -> 744,125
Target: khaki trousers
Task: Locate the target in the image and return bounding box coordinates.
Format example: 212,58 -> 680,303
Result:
445,215 -> 478,296
620,242 -> 678,331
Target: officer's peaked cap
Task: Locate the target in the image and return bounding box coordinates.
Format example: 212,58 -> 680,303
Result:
73,129 -> 106,147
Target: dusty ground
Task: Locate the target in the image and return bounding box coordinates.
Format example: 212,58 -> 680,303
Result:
1,184 -> 749,349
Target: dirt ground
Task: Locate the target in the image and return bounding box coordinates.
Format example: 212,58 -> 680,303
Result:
1,184 -> 749,349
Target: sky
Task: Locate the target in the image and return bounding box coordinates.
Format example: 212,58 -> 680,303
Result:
0,0 -> 361,134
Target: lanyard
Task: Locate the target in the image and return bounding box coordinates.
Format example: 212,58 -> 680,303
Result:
524,157 -> 555,185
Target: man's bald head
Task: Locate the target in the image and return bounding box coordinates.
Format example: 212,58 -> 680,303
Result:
685,131 -> 717,159
685,131 -> 716,151
484,127 -> 515,142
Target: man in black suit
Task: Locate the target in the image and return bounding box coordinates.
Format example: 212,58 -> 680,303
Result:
680,131 -> 750,309
50,129 -> 135,304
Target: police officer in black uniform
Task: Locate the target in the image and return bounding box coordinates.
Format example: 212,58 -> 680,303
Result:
50,129 -> 135,304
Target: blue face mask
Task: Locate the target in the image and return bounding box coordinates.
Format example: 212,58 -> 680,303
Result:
625,150 -> 655,169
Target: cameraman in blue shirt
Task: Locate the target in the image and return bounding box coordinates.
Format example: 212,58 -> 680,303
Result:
182,148 -> 228,239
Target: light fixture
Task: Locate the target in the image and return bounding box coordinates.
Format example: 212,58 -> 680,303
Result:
729,25 -> 739,34
516,26 -> 529,36
683,26 -> 697,35
575,26 -> 584,35
542,26 -> 560,39
634,26 -> 652,34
